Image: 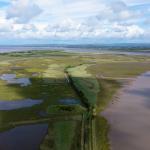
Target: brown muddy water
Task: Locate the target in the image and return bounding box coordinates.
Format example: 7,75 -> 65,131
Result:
102,71 -> 150,150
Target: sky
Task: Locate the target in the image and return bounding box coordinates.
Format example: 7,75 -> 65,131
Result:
0,0 -> 150,45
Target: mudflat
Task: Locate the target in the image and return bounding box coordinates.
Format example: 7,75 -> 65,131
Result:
102,71 -> 150,150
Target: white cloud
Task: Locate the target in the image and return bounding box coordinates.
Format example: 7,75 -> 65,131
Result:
0,0 -> 149,42
122,0 -> 150,5
6,0 -> 42,23
0,14 -> 13,33
0,21 -> 12,32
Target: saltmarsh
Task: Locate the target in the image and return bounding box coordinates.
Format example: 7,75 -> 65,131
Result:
0,50 -> 150,150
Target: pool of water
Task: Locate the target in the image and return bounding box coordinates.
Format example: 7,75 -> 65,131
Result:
0,74 -> 31,87
0,99 -> 43,110
38,111 -> 48,117
59,98 -> 81,105
0,124 -> 48,150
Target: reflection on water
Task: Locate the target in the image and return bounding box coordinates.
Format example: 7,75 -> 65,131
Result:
59,98 -> 81,105
0,99 -> 43,110
0,124 -> 48,150
0,74 -> 31,87
143,71 -> 150,77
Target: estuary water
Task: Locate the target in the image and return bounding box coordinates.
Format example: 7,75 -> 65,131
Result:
102,71 -> 150,150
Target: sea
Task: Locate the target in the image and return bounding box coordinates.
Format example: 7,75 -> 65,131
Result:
0,43 -> 150,55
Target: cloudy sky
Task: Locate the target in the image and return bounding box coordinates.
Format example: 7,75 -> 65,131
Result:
0,0 -> 150,44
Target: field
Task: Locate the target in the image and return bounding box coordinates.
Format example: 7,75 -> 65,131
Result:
0,50 -> 150,150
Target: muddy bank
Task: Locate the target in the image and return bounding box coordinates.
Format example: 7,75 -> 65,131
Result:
102,71 -> 150,150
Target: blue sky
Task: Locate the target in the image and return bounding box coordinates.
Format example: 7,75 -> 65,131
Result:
0,0 -> 150,44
